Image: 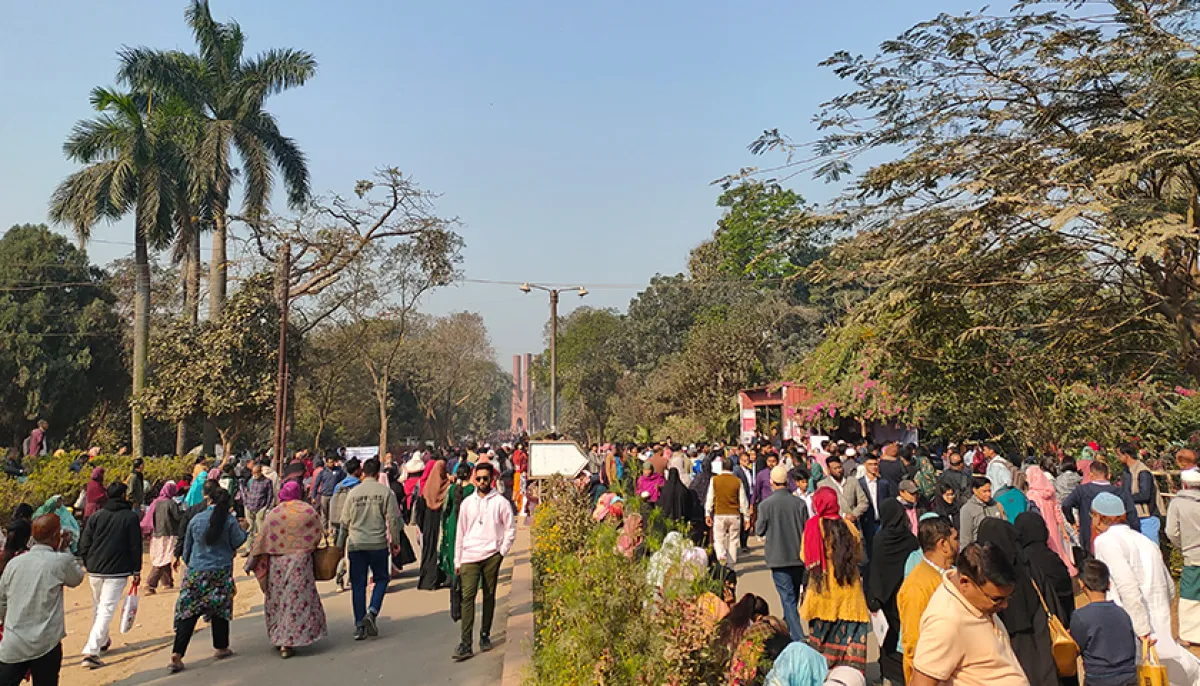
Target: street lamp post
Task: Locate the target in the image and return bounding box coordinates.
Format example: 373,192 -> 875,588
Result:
520,282 -> 587,433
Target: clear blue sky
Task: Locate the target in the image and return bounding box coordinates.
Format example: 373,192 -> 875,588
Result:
0,0 -> 977,364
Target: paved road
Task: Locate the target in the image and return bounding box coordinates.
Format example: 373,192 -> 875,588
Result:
111,525 -> 513,686
733,536 -> 882,683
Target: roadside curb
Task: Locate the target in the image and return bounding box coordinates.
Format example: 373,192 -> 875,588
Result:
501,526 -> 533,686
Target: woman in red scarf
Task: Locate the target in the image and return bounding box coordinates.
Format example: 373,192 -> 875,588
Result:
83,467 -> 108,523
800,486 -> 869,670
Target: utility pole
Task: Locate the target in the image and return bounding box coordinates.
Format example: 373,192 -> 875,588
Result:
272,242 -> 291,473
549,289 -> 558,432
519,283 -> 587,434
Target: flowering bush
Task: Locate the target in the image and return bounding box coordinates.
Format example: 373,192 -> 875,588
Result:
529,477 -> 726,685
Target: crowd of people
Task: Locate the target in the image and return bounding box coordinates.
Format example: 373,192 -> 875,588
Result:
576,437 -> 1200,685
0,442 -> 521,685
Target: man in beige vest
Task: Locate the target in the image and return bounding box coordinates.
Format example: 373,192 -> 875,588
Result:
1116,444 -> 1164,543
705,456 -> 750,567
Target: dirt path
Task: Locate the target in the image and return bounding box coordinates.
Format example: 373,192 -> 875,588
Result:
57,555 -> 261,686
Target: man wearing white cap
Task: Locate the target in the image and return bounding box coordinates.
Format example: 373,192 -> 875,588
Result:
1168,468 -> 1200,646
1093,491 -> 1200,684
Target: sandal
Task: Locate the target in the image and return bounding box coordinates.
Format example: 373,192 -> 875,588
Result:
168,656 -> 185,673
214,648 -> 234,660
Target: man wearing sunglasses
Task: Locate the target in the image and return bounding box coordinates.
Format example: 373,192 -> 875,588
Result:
909,542 -> 1029,686
452,462 -> 516,662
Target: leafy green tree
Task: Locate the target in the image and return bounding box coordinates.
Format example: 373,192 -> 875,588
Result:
532,307 -> 625,443
49,88 -> 185,458
0,225 -> 125,451
118,0 -> 316,323
140,274 -> 296,457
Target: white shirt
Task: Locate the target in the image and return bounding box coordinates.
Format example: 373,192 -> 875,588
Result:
455,489 -> 516,568
865,476 -> 880,515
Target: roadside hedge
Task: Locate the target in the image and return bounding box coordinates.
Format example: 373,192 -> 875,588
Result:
0,452 -> 195,524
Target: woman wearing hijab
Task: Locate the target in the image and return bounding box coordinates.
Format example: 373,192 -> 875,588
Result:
1024,465 -> 1076,575
930,481 -> 961,530
244,481 -> 327,659
801,486 -> 869,671
438,462 -> 474,584
635,462 -> 665,504
33,495 -> 80,553
1014,511 -> 1075,626
868,499 -> 919,684
687,458 -> 714,547
658,468 -> 691,523
975,518 -> 1058,685
417,457 -> 450,590
764,640 -> 829,686
615,513 -> 645,559
144,482 -> 182,594
83,466 -> 108,522
185,465 -> 208,508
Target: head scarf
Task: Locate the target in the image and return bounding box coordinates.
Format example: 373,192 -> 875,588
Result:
248,493 -> 321,560
423,459 -> 450,511
931,483 -> 961,527
658,468 -> 691,521
635,471 -> 665,503
1023,465 -> 1076,574
1014,511 -> 1074,622
185,471 -> 208,507
141,481 -> 179,533
84,467 -> 108,517
32,495 -> 80,554
975,517 -> 1041,633
689,459 -> 713,504
868,498 -> 920,610
592,493 -> 624,522
646,531 -> 686,588
616,513 -> 644,559
279,481 -> 303,502
764,640 -> 829,686
823,666 -> 867,686
803,487 -> 841,573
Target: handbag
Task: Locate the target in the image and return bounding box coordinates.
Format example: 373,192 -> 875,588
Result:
312,536 -> 341,582
1031,579 -> 1079,676
1137,637 -> 1168,686
450,577 -> 462,622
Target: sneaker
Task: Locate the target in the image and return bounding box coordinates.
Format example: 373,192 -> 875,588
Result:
353,626 -> 367,641
336,573 -> 346,593
451,643 -> 473,662
100,639 -> 112,653
363,610 -> 378,637
81,656 -> 105,670
480,633 -> 493,652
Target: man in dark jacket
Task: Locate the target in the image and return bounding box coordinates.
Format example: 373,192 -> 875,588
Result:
938,451 -> 973,499
756,465 -> 809,641
77,482 -> 142,669
1062,460 -> 1140,554
125,459 -> 146,513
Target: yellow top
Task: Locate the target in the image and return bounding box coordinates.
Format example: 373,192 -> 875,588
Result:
898,558 -> 944,682
800,518 -> 869,623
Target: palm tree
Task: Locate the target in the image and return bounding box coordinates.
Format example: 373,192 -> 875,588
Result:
118,0 -> 316,324
50,88 -> 182,459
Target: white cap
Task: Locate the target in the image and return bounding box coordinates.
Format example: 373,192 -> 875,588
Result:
844,448 -> 856,457
712,460 -> 724,475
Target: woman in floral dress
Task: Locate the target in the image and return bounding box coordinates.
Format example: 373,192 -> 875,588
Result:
245,481 -> 328,658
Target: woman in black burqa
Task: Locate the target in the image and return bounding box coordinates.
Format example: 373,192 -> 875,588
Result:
867,498 -> 918,684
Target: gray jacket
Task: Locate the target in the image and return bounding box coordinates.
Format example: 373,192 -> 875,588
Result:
755,488 -> 808,569
1167,489 -> 1200,566
959,496 -> 1004,547
816,476 -> 869,520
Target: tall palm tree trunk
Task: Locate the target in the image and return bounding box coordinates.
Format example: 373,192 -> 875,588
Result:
175,212 -> 202,456
203,202 -> 227,455
133,227 -> 151,459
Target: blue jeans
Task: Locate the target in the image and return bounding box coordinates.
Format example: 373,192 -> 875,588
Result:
1140,516 -> 1161,544
349,548 -> 391,627
771,566 -> 807,641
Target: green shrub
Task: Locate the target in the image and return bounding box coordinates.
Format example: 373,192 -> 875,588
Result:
0,452 -> 195,524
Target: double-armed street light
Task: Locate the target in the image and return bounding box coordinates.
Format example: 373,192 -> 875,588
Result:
519,282 -> 588,432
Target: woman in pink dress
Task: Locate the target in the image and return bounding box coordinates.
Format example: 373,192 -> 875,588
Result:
1024,464 -> 1076,575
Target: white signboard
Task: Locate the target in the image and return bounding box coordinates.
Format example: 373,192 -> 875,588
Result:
528,440 -> 589,479
809,435 -> 829,454
343,446 -> 378,462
